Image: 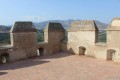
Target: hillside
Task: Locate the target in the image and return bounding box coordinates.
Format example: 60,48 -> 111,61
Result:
34,20 -> 108,30
0,25 -> 11,33
34,19 -> 74,30
95,20 -> 108,30
0,20 -> 108,32
0,20 -> 108,43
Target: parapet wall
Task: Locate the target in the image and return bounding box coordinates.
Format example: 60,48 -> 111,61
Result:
0,22 -> 65,62
66,18 -> 120,63
44,22 -> 65,54
95,18 -> 120,62
67,20 -> 98,57
1,18 -> 120,63
10,22 -> 38,61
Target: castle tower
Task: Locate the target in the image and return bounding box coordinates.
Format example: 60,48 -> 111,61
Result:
10,22 -> 38,60
67,20 -> 98,57
44,22 -> 65,54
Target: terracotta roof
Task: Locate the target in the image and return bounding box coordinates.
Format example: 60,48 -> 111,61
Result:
10,22 -> 37,33
68,20 -> 98,31
44,22 -> 65,32
107,18 -> 120,31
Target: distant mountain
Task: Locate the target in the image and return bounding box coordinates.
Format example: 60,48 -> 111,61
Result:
34,19 -> 74,30
0,20 -> 108,32
0,25 -> 11,33
95,20 -> 108,30
34,19 -> 108,30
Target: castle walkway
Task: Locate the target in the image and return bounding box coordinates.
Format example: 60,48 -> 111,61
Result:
0,53 -> 120,80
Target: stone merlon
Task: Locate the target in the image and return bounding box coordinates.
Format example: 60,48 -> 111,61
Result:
10,21 -> 37,33
1,18 -> 120,64
68,20 -> 98,32
107,18 -> 120,31
44,22 -> 65,32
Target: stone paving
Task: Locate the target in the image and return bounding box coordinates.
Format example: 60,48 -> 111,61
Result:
0,53 -> 120,80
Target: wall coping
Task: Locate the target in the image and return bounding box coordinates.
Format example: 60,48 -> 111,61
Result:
95,42 -> 107,47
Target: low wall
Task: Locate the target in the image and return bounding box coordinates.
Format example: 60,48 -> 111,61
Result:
94,43 -> 107,60
61,42 -> 67,52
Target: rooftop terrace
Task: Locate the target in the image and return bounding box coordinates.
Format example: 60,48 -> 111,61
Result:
0,53 -> 120,80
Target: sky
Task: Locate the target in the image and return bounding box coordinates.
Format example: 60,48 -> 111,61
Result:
0,0 -> 120,25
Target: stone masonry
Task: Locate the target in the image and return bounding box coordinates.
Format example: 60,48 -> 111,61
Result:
1,18 -> 120,63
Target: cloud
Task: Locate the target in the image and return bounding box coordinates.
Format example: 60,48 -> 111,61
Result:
22,15 -> 55,22
22,16 -> 42,22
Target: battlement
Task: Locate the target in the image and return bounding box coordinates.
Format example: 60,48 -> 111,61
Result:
107,18 -> 120,31
68,20 -> 98,31
1,18 -> 120,64
67,18 -> 120,62
10,22 -> 37,33
44,22 -> 65,32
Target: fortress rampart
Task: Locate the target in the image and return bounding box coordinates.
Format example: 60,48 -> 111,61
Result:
0,18 -> 120,64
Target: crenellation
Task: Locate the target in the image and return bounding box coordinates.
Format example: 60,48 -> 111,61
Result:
1,18 -> 120,64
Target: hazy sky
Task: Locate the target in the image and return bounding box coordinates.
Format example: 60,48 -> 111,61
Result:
0,0 -> 120,25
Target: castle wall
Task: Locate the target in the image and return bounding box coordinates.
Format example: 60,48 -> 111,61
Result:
44,22 -> 65,55
1,18 -> 120,64
48,31 -> 64,54
10,32 -> 37,60
9,22 -> 38,61
37,42 -> 49,56
61,42 -> 67,52
44,31 -> 48,42
66,18 -> 120,63
106,18 -> 120,62
107,31 -> 120,47
94,43 -> 107,60
68,31 -> 96,57
107,31 -> 120,62
67,20 -> 98,57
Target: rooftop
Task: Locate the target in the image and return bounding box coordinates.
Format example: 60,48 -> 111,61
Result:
0,53 -> 120,80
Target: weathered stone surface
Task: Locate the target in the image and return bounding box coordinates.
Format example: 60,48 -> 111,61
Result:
68,20 -> 98,31
107,18 -> 120,30
44,22 -> 65,32
1,18 -> 120,64
44,22 -> 65,55
67,20 -> 98,57
10,22 -> 37,33
9,22 -> 38,61
107,18 -> 120,62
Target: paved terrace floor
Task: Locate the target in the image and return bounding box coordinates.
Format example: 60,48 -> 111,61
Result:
0,53 -> 120,80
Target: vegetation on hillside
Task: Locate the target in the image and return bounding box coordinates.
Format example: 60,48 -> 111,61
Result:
0,20 -> 108,44
0,33 -> 10,44
98,30 -> 106,42
0,29 -> 107,44
37,29 -> 44,42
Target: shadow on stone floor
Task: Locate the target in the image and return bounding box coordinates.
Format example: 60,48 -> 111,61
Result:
39,52 -> 74,59
0,72 -> 7,76
0,53 -> 72,71
0,59 -> 50,70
